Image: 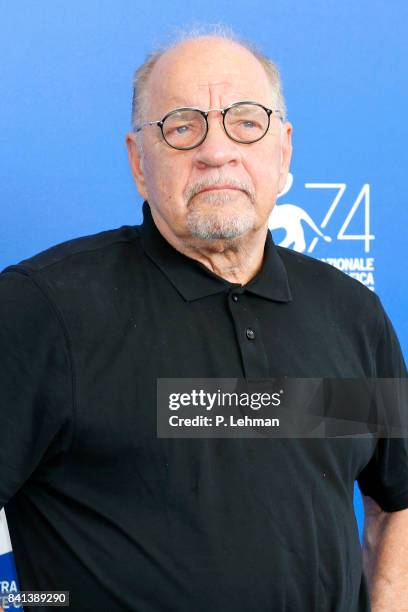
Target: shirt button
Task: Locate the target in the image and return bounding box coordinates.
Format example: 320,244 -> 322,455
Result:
246,328 -> 256,340
232,294 -> 239,302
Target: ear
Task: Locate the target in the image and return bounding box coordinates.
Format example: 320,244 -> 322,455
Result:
126,132 -> 148,200
278,122 -> 293,195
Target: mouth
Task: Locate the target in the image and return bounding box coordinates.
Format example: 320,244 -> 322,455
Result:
197,186 -> 242,195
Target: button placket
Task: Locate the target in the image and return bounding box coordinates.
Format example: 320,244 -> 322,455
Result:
226,289 -> 269,378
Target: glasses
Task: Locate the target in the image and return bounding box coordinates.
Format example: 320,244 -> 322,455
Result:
134,101 -> 283,150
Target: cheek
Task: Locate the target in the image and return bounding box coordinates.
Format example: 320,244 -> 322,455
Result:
143,152 -> 192,208
145,149 -> 194,220
246,149 -> 282,195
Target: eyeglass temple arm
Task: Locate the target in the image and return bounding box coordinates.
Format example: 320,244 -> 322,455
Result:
134,119 -> 162,133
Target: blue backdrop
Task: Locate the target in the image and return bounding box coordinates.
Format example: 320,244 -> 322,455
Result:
1,0 -> 407,601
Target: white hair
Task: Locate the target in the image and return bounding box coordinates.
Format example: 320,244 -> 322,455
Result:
130,24 -> 287,140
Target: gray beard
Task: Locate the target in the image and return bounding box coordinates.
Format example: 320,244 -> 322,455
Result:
186,192 -> 256,240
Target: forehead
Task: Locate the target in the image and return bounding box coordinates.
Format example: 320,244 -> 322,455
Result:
147,38 -> 273,113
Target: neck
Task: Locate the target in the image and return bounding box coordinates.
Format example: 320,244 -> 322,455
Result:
150,210 -> 268,285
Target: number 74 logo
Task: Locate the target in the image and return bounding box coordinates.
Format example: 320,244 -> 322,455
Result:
269,173 -> 375,254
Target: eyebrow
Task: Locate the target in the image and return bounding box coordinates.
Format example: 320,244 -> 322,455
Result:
165,97 -> 193,107
154,98 -> 196,118
160,99 -> 247,115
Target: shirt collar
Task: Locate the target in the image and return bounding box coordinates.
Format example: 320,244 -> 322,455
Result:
139,200 -> 292,303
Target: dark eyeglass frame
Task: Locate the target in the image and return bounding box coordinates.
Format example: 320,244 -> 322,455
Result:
134,101 -> 284,150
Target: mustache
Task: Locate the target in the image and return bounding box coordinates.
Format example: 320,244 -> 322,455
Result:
184,176 -> 256,204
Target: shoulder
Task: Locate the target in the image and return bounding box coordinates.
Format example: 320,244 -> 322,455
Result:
277,245 -> 378,306
275,245 -> 385,346
1,224 -> 143,291
0,224 -> 143,315
2,224 -> 142,276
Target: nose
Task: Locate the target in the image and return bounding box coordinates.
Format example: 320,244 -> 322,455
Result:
192,111 -> 241,169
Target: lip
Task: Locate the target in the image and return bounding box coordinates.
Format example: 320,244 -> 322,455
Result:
198,186 -> 241,194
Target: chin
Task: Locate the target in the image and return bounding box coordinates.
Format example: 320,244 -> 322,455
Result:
186,208 -> 256,240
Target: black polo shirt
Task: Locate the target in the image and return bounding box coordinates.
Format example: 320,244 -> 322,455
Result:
0,200 -> 407,611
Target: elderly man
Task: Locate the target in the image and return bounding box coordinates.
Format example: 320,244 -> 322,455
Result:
0,32 -> 407,612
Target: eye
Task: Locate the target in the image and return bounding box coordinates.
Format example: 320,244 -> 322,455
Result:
241,120 -> 257,129
228,117 -> 262,130
164,122 -> 197,138
174,125 -> 190,134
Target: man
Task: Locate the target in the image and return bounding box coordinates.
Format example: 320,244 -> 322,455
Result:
1,31 -> 407,612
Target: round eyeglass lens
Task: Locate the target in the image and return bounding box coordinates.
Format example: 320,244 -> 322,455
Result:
225,103 -> 269,143
162,110 -> 207,149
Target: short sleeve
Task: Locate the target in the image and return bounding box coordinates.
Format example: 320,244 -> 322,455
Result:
0,269 -> 74,508
357,295 -> 408,511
